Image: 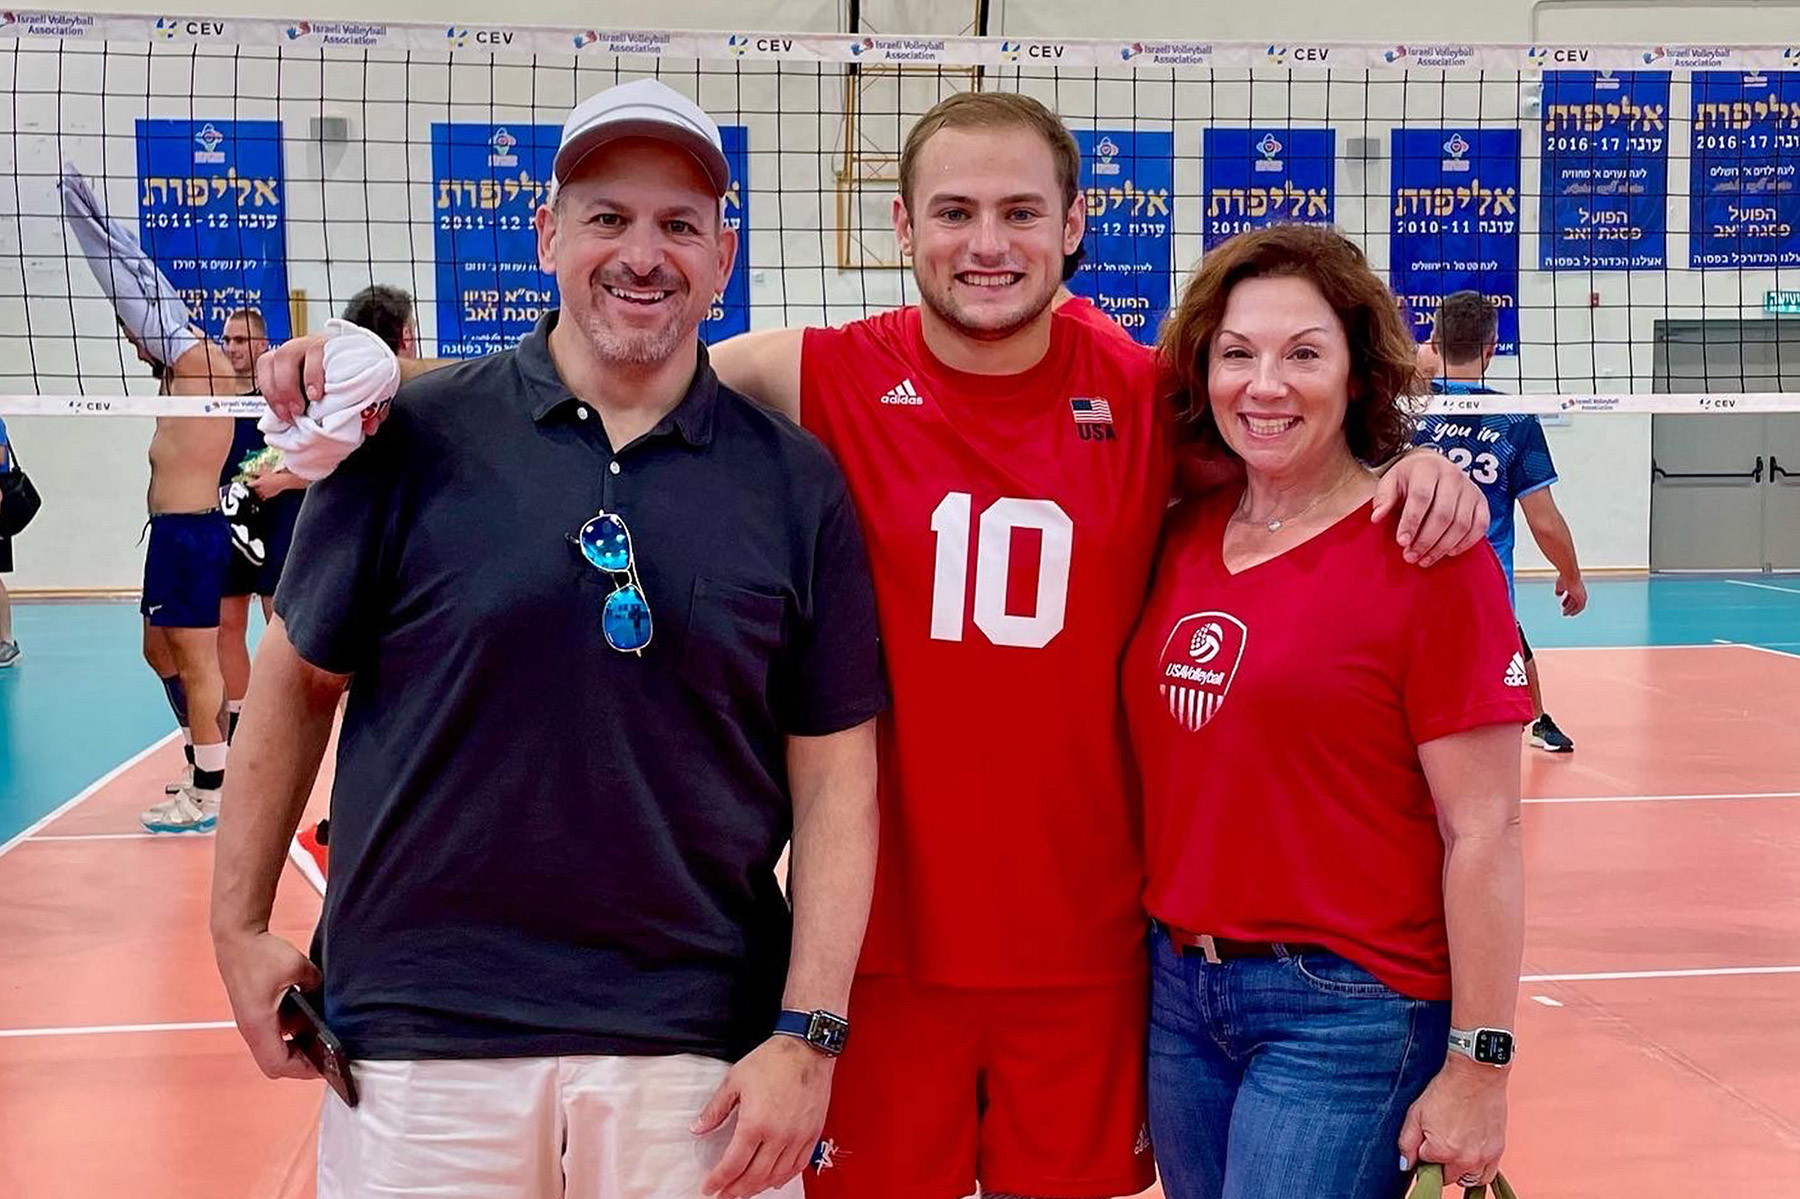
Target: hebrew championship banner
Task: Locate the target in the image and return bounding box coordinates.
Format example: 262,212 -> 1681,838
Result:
1391,128 -> 1521,354
1070,129 -> 1172,345
1690,70 -> 1800,269
136,119 -> 291,340
1538,71 -> 1670,270
1202,127 -> 1335,251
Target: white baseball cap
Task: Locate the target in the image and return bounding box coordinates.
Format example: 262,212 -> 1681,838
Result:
549,78 -> 730,203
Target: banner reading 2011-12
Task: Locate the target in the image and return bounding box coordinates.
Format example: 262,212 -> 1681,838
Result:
1390,128 -> 1521,354
1070,130 -> 1172,346
1690,71 -> 1800,270
1202,128 -> 1335,251
1538,71 -> 1670,270
432,123 -> 749,355
135,119 -> 292,341
432,123 -> 561,358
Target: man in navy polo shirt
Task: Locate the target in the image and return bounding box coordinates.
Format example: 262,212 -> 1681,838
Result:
212,80 -> 885,1199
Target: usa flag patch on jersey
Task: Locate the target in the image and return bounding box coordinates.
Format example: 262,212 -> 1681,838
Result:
1070,397 -> 1114,425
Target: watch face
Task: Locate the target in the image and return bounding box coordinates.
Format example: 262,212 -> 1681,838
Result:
808,1011 -> 849,1054
1475,1029 -> 1514,1065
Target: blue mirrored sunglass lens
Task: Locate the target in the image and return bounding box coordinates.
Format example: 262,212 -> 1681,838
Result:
602,585 -> 653,652
579,514 -> 633,573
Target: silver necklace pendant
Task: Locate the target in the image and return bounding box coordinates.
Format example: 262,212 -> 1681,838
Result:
1266,518 -> 1283,532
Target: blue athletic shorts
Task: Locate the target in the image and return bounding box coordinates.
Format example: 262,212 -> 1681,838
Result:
141,511 -> 230,628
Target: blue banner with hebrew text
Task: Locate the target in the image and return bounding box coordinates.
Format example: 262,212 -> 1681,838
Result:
1390,128 -> 1521,355
1070,130 -> 1172,345
1690,71 -> 1800,269
1202,128 -> 1335,251
1538,71 -> 1669,270
135,119 -> 291,342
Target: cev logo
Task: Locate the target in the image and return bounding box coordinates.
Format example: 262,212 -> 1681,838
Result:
445,26 -> 469,47
154,16 -> 178,39
1265,44 -> 1289,66
726,33 -> 750,57
1256,133 -> 1284,160
1525,46 -> 1550,64
194,122 -> 225,154
1000,40 -> 1021,61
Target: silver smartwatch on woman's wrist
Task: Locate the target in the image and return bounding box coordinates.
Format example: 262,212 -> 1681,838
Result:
1448,1026 -> 1515,1067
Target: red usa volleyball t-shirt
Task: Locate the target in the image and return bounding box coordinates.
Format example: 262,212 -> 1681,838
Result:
801,306 -> 1173,987
1123,492 -> 1532,999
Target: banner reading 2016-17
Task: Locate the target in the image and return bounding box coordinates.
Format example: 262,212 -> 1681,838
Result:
1690,71 -> 1800,269
1070,130 -> 1171,346
1538,71 -> 1670,270
1202,128 -> 1335,251
433,123 -> 749,356
135,119 -> 292,341
1390,128 -> 1521,355
432,123 -> 561,358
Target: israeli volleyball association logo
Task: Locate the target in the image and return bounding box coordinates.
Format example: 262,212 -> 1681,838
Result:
1158,612 -> 1247,732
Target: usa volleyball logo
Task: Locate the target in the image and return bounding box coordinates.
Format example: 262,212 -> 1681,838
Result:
1157,612 -> 1247,732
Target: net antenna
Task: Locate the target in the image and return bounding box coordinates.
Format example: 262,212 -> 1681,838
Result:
836,0 -> 989,270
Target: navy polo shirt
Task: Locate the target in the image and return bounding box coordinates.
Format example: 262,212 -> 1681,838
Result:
275,311 -> 886,1062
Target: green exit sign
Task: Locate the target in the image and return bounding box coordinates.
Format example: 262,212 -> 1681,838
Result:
1768,290 -> 1800,315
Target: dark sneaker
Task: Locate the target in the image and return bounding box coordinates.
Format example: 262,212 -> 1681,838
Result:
0,641 -> 19,667
1530,713 -> 1574,753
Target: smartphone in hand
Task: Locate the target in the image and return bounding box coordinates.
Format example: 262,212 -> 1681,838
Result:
279,985 -> 359,1108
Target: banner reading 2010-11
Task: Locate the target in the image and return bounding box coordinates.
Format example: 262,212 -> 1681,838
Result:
1390,128 -> 1521,354
1070,130 -> 1172,346
1202,128 -> 1335,251
432,123 -> 749,355
1690,71 -> 1800,269
1538,71 -> 1670,270
135,119 -> 292,341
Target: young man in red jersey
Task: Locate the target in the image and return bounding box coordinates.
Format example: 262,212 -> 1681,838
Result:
708,93 -> 1485,1199
260,90 -> 1485,1199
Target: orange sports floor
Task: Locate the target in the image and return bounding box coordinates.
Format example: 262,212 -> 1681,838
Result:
2,643 -> 1798,1197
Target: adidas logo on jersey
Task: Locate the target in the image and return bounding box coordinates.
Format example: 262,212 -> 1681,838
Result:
878,379 -> 924,406
1504,652 -> 1529,688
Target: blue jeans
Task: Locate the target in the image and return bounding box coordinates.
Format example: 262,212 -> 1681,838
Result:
1147,924 -> 1451,1199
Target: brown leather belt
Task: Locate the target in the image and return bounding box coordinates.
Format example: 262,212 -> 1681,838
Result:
1157,921 -> 1330,965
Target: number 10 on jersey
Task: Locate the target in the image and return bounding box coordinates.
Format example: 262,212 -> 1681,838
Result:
929,493 -> 1073,649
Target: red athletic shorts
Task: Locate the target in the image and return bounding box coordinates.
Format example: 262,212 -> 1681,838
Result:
806,973 -> 1153,1199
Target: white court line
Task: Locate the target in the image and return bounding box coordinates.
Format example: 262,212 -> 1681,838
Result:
1724,578 -> 1800,597
24,832 -> 199,842
1521,966 -> 1800,982
0,1020 -> 234,1040
0,732 -> 178,861
1524,791 -> 1800,805
6,969 -> 1795,1039
1730,642 -> 1800,662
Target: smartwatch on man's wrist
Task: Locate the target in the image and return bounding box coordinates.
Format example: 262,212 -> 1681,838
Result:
773,1009 -> 849,1057
1448,1026 -> 1515,1067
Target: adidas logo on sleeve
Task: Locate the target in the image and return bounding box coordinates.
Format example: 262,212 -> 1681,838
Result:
1504,652 -> 1529,688
878,378 -> 924,406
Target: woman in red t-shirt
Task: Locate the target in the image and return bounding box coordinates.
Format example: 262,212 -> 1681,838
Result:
1125,225 -> 1531,1199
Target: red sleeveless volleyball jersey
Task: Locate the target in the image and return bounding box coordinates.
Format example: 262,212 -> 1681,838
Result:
801,306 -> 1174,986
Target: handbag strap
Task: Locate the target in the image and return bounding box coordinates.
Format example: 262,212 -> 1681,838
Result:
1411,1162 -> 1519,1199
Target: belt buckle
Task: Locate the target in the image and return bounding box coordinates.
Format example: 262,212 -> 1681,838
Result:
1197,933 -> 1221,965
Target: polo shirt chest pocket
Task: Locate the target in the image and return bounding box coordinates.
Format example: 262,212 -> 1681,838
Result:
679,577 -> 787,706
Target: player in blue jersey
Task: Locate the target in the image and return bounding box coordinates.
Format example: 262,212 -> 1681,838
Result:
1416,291 -> 1587,752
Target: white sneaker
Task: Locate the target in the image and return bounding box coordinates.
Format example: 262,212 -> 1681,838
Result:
140,785 -> 220,834
164,761 -> 194,795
